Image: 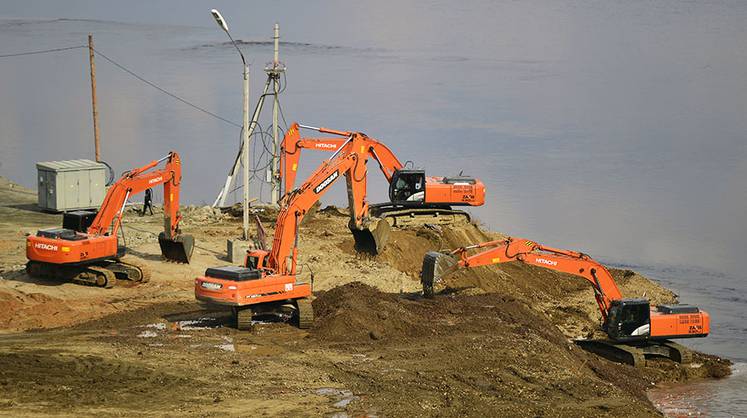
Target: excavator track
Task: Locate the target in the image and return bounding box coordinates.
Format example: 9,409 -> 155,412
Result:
295,298 -> 314,329
574,339 -> 692,367
106,259 -> 150,283
25,259 -> 150,288
27,261 -> 117,288
574,339 -> 646,367
370,204 -> 471,228
234,307 -> 253,331
80,266 -> 117,288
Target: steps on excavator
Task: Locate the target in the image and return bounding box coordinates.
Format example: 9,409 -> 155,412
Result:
574,339 -> 692,367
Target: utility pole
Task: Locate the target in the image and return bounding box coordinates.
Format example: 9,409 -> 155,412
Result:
211,9 -> 251,241
88,34 -> 101,162
242,61 -> 250,240
266,23 -> 285,205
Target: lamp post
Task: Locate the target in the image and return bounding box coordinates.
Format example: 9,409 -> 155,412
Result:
211,9 -> 250,241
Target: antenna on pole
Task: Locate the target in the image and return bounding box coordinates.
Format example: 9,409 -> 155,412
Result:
266,22 -> 285,206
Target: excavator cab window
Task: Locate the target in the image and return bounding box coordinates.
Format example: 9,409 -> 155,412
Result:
390,170 -> 425,203
246,255 -> 259,270
245,250 -> 269,270
607,299 -> 651,341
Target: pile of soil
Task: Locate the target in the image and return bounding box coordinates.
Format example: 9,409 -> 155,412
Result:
311,281 -> 564,347
309,282 -> 661,416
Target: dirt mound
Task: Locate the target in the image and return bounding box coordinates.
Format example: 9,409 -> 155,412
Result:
0,351 -> 201,412
310,282 -> 662,416
311,282 -> 430,342
312,281 -> 565,348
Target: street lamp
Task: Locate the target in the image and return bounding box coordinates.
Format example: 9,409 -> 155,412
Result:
211,9 -> 250,241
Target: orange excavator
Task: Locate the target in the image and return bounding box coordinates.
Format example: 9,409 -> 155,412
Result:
420,237 -> 710,366
26,152 -> 194,288
281,123 -> 485,236
197,126 -> 444,328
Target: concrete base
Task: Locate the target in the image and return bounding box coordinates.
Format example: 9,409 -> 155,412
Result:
227,238 -> 251,264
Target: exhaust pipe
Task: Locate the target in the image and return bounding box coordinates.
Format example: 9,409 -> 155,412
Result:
159,232 -> 195,263
421,251 -> 457,298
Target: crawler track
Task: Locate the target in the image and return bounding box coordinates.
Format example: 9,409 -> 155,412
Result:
574,339 -> 692,367
370,203 -> 471,228
26,258 -> 149,288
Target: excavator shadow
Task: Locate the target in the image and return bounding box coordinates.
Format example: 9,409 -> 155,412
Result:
163,305 -> 294,329
4,203 -> 51,214
162,308 -> 233,329
1,267 -> 66,287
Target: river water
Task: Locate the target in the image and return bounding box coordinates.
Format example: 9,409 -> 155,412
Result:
0,1 -> 745,415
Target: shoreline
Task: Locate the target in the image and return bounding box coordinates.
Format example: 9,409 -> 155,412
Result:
0,175 -> 731,416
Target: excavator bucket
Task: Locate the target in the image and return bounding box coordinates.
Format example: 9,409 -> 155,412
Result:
158,232 -> 195,263
421,251 -> 457,298
352,218 -> 391,255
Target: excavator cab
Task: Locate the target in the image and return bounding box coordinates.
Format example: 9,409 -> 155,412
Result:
605,299 -> 651,342
245,249 -> 269,270
389,169 -> 426,203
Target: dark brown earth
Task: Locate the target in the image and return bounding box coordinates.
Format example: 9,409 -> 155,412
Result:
0,176 -> 731,416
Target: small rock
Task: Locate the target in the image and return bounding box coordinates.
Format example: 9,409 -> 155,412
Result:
369,330 -> 383,340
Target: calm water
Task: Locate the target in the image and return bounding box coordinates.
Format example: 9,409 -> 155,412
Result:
1,1 -> 745,415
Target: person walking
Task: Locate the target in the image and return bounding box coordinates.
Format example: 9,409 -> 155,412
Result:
141,188 -> 154,216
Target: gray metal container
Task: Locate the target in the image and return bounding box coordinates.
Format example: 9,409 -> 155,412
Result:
36,159 -> 106,212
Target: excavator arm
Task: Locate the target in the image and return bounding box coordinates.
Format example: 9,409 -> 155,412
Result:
88,153 -> 181,237
424,237 -> 622,322
86,152 -> 193,263
280,122 -> 404,196
271,132 -> 391,273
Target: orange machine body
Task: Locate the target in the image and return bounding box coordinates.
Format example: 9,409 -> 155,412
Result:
26,152 -> 188,266
422,176 -> 485,206
436,237 -> 709,342
195,273 -> 312,307
196,131 -> 381,308
649,309 -> 710,339
280,122 -> 485,207
27,234 -> 117,266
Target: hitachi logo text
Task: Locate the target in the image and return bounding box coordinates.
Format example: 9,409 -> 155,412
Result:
148,176 -> 163,184
314,171 -> 339,194
315,143 -> 337,149
34,243 -> 58,251
535,258 -> 558,266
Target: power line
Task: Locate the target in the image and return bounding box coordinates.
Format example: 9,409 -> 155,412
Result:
91,47 -> 241,128
1,43 -> 241,128
0,45 -> 86,58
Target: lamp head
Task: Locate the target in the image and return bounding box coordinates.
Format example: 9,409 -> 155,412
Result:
210,9 -> 229,33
